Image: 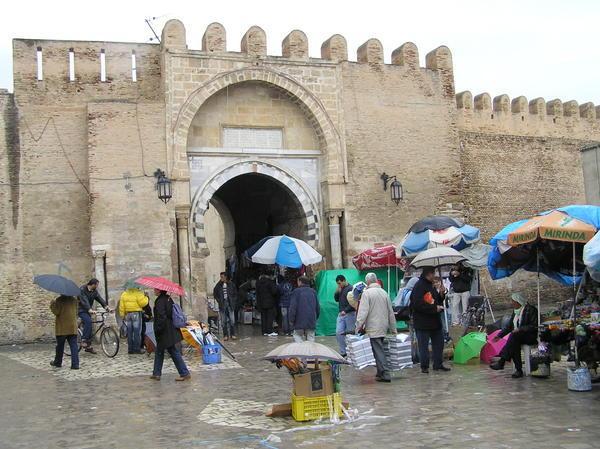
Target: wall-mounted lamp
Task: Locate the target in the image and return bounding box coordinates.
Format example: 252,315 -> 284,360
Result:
380,172 -> 403,205
154,168 -> 172,204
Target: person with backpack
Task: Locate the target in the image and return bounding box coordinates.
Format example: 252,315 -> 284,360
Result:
277,275 -> 294,336
150,289 -> 190,381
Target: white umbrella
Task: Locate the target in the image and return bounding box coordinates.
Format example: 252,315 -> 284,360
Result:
410,247 -> 466,268
263,341 -> 348,364
251,235 -> 322,268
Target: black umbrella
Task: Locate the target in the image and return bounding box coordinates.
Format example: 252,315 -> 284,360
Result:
33,274 -> 81,297
408,215 -> 464,234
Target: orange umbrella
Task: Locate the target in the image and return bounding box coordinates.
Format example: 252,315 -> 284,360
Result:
507,210 -> 596,247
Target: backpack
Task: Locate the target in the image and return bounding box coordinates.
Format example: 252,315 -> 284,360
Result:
171,300 -> 187,328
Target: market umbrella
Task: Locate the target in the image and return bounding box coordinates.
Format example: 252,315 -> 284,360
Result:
410,247 -> 467,268
251,235 -> 322,268
263,341 -> 349,364
480,329 -> 509,364
408,215 -> 465,233
352,245 -> 405,270
241,236 -> 273,262
33,274 -> 81,297
135,276 -> 185,296
398,223 -> 480,258
453,332 -> 487,364
583,231 -> 600,281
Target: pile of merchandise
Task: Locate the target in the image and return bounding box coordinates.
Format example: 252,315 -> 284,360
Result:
384,333 -> 413,371
345,334 -> 375,369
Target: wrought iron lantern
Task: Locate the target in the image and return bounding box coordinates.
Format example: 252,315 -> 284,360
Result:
380,172 -> 404,205
154,168 -> 172,204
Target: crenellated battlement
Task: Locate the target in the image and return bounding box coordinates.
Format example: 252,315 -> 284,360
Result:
456,90 -> 600,139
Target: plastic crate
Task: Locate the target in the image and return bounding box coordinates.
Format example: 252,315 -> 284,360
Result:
202,343 -> 222,365
291,392 -> 343,421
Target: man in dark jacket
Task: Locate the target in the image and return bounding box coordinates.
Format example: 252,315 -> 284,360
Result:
289,276 -> 320,342
449,263 -> 472,325
411,267 -> 451,373
78,278 -> 110,354
213,272 -> 238,341
334,274 -> 355,357
490,293 -> 538,378
256,274 -> 278,336
277,275 -> 294,336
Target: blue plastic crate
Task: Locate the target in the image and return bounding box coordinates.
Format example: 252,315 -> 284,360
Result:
202,343 -> 222,364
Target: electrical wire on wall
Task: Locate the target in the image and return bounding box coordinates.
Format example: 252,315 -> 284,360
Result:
1,111 -> 156,190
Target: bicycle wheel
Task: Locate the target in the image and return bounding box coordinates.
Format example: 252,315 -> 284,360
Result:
100,327 -> 120,358
65,329 -> 83,356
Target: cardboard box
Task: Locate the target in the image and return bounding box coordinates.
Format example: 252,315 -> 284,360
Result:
292,365 -> 334,398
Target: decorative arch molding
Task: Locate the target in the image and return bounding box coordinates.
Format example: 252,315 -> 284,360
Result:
170,66 -> 346,183
190,160 -> 321,251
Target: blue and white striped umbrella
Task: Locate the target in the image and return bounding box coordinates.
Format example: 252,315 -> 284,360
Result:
251,235 -> 322,268
397,224 -> 480,258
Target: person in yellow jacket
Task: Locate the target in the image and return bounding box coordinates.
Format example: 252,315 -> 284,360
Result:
119,288 -> 149,354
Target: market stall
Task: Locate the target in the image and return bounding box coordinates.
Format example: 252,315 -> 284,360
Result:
488,205 -> 600,384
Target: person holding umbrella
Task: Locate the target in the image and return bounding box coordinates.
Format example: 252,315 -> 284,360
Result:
33,275 -> 82,370
411,267 -> 451,373
49,295 -> 79,369
150,288 -> 191,381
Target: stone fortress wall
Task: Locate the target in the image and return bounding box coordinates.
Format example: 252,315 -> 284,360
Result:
0,19 -> 598,343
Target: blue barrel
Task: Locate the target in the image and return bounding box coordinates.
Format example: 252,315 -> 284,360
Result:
202,343 -> 222,365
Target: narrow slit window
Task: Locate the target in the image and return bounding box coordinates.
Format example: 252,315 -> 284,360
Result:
100,49 -> 106,82
36,46 -> 43,81
131,50 -> 137,82
68,48 -> 75,81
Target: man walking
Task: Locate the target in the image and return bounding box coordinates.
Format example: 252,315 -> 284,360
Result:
334,274 -> 355,357
119,287 -> 149,354
213,272 -> 238,341
78,279 -> 110,354
411,267 -> 451,373
49,295 -> 79,370
449,263 -> 472,325
355,273 -> 397,383
289,276 -> 320,342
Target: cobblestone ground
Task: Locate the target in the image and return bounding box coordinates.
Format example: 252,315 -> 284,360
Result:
1,327 -> 599,449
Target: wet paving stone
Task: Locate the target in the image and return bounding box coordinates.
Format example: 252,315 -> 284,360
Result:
0,330 -> 599,449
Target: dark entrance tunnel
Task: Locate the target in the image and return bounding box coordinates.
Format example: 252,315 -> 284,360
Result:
212,173 -> 307,255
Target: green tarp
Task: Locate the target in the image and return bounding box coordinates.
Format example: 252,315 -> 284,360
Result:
315,267 -> 404,336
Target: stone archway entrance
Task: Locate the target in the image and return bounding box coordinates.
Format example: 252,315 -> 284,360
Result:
191,160 -> 321,291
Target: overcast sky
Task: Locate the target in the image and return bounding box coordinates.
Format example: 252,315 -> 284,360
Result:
1,0 -> 598,104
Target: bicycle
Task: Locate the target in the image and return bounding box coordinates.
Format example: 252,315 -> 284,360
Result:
460,295 -> 487,336
65,309 -> 120,358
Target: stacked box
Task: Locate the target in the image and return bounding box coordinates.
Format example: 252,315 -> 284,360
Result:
384,334 -> 413,371
345,335 -> 375,369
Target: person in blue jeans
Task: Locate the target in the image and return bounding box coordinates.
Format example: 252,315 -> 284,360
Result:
150,289 -> 190,381
334,274 -> 356,357
78,279 -> 111,354
49,295 -> 80,370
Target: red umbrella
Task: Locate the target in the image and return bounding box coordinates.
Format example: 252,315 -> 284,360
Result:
135,276 -> 185,296
352,245 -> 407,271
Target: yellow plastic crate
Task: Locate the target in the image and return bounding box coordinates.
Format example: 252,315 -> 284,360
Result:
291,392 -> 343,421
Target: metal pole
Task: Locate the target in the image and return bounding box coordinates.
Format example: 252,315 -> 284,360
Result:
536,248 -> 541,341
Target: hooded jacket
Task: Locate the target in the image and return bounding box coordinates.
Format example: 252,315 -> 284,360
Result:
118,288 -> 149,317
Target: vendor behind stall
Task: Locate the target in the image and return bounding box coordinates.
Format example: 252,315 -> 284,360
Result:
490,293 -> 538,378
